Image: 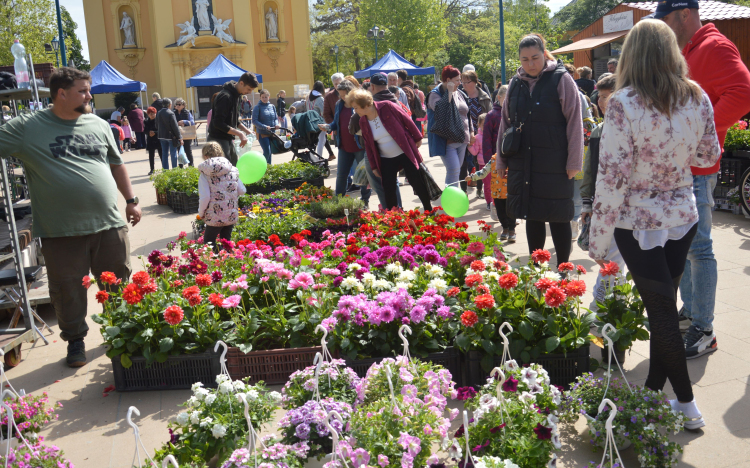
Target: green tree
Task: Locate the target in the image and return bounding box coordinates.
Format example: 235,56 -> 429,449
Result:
61,6 -> 89,70
310,0 -> 366,81
358,0 -> 448,65
0,0 -> 58,67
553,0 -> 620,33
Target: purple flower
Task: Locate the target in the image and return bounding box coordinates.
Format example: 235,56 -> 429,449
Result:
456,387 -> 477,401
410,306 -> 428,323
295,423 -> 311,439
333,276 -> 344,287
147,250 -> 162,266
502,376 -> 519,393
357,247 -> 371,256
424,251 -> 441,264
379,306 -> 396,323
437,306 -> 453,319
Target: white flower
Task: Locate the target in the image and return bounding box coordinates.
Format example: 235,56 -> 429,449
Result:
246,389 -> 259,400
187,396 -> 200,407
448,439 -> 462,459
190,411 -> 201,425
268,391 -> 282,402
440,437 -> 451,451
347,263 -> 362,271
212,423 -> 227,438
216,374 -> 230,385
474,459 -> 488,468
481,256 -> 496,267
529,383 -> 544,395
341,277 -> 361,290
427,278 -> 448,294
473,407 -> 485,421
176,412 -> 189,426
518,391 -> 534,404
479,394 -> 498,411
551,432 -> 561,450
219,381 -> 234,394
194,388 -> 210,401
191,382 -> 204,393
385,263 -> 402,274
542,270 -> 561,281
204,394 -> 217,406
487,272 -> 500,282
397,270 -> 417,282
361,272 -> 376,288
504,359 -> 518,371
374,279 -> 391,290
394,281 -> 412,291
425,265 -> 444,278
504,460 -> 520,468
233,380 -> 246,391
547,454 -> 557,468
200,416 -> 213,428
520,367 -> 538,386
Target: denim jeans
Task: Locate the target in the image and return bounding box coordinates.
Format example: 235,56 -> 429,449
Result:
679,173 -> 718,331
336,149 -> 370,203
159,140 -> 178,169
573,178 -> 583,222
259,136 -> 272,164
365,156 -> 401,209
441,143 -> 467,186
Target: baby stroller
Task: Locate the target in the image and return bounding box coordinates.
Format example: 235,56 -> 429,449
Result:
268,110 -> 333,177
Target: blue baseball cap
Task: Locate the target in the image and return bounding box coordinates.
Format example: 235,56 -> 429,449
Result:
652,0 -> 699,19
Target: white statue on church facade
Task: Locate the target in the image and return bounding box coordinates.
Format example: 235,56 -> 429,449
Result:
211,15 -> 234,44
195,0 -> 212,31
265,7 -> 278,40
120,12 -> 136,47
177,21 -> 198,46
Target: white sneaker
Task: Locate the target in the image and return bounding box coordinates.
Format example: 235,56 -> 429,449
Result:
571,220 -> 579,240
669,399 -> 705,430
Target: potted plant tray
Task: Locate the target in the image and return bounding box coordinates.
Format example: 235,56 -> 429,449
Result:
111,350 -> 221,392
226,346 -> 322,385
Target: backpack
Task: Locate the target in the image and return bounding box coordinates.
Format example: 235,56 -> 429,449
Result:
0,72 -> 17,90
403,86 -> 426,119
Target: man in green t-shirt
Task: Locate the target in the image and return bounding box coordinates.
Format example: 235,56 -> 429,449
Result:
0,67 -> 142,367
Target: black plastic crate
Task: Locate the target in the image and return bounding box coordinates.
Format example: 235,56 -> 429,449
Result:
170,191 -> 200,214
715,157 -> 750,198
464,345 -> 589,390
344,347 -> 461,382
111,350 -> 221,392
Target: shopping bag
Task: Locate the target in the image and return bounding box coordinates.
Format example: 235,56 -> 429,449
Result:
419,163 -> 442,201
177,145 -> 189,166
352,158 -> 369,186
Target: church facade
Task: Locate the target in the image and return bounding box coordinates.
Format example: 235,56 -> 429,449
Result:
82,0 -> 313,115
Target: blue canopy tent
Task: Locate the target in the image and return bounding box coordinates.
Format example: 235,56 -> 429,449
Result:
353,50 -> 435,79
185,54 -> 262,87
89,60 -> 148,109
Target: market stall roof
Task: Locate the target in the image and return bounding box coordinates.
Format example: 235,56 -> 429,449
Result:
0,87 -> 50,100
551,30 -> 628,55
353,50 -> 435,79
625,0 -> 750,21
90,60 -> 147,94
185,54 -> 262,88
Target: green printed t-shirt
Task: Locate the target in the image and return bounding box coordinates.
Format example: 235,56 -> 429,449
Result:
0,109 -> 126,238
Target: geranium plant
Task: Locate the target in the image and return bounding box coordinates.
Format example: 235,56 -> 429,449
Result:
281,359 -> 360,409
560,373 -> 684,468
155,375 -> 280,464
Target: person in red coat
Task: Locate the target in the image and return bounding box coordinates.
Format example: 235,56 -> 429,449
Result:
658,0 -> 750,360
348,88 -> 432,212
128,103 -> 145,149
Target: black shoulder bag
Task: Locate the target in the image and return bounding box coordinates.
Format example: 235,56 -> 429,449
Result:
501,78 -> 528,156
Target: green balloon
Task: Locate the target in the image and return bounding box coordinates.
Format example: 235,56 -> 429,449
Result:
441,185 -> 469,218
237,151 -> 267,184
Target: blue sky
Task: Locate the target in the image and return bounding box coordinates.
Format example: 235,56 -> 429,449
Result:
63,0 -> 572,63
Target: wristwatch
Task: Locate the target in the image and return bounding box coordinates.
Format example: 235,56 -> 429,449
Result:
126,196 -> 139,205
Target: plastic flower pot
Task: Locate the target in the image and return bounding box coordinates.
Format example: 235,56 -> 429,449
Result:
584,412 -> 632,451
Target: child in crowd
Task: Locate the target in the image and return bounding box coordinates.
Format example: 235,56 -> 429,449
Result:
288,106 -> 297,134
468,112 -> 486,191
121,116 -> 134,151
198,142 -> 246,252
144,107 -> 159,175
466,155 -> 516,243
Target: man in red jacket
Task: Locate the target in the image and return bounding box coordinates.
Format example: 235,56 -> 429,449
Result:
658,0 -> 750,360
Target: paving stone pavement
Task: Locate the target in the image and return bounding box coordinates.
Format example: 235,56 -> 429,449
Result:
7,141 -> 750,467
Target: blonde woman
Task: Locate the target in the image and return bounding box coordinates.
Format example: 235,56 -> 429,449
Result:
588,19 -> 720,429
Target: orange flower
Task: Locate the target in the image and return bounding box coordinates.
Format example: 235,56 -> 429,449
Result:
446,287 -> 460,297
100,272 -> 118,285
164,305 -> 184,325
121,283 -> 143,305
140,281 -> 158,295
461,311 -> 479,327
131,271 -> 151,287
565,280 -> 586,297
182,286 -> 201,299
558,262 -> 575,273
498,272 -> 518,290
600,262 -> 620,277
474,293 -> 495,310
465,274 -> 483,288
195,274 -> 212,287
209,293 -> 225,308
95,291 -> 109,303
470,260 -> 486,272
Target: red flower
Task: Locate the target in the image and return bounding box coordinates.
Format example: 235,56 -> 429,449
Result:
171,280 -> 184,288
565,280 -> 586,297
95,291 -> 109,303
531,249 -> 552,264
465,274 -> 483,288
476,284 -> 491,295
140,281 -> 158,295
209,293 -> 225,308
187,294 -> 202,307
545,286 -> 567,308
534,278 -> 557,292
490,423 -> 507,433
131,271 -> 151,287
533,423 -> 553,440
498,272 -> 519,290
474,293 -> 495,310
164,305 -> 184,325
576,265 -> 587,275
182,286 -> 201,299
447,287 -> 460,297
600,261 -> 620,277
494,260 -> 510,272
558,262 -> 574,273
82,276 -> 93,289
195,274 -> 212,287
121,283 -> 144,305
100,271 -> 118,285
470,260 -> 486,272
461,311 -> 479,327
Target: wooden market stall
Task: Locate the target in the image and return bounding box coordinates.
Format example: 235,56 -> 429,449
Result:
551,1 -> 750,79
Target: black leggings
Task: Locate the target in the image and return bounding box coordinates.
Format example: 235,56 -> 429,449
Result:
148,148 -> 157,172
526,220 -> 572,265
180,142 -> 194,167
379,155 -> 432,211
615,225 -> 697,402
493,198 -> 516,230
203,225 -> 234,253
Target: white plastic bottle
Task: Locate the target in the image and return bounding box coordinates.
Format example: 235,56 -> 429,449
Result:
11,40 -> 29,89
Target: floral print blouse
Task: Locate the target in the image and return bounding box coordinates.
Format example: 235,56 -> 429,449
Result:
588,87 -> 721,260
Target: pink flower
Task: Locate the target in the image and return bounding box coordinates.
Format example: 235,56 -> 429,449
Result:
378,455 -> 389,468
289,272 -> 314,290
351,448 -> 370,468
331,249 -> 344,258
222,295 -> 242,308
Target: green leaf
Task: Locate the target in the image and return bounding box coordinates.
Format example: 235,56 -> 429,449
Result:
482,325 -> 494,339
341,338 -> 351,349
155,352 -> 168,363
480,353 -> 495,372
526,311 -> 545,322
455,333 -> 471,350
520,350 -> 531,363
159,337 -> 174,353
105,326 -> 120,338
112,338 -> 125,349
481,339 -> 495,354
120,353 -> 132,368
518,320 -> 533,340
545,336 -> 561,353
141,328 -> 155,339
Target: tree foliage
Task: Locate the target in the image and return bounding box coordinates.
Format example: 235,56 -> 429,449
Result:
61,6 -> 89,71
553,0 -> 620,33
0,0 -> 58,67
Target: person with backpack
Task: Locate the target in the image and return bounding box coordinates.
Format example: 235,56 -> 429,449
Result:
397,70 -> 427,128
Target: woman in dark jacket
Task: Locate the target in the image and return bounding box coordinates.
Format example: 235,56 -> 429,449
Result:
276,90 -> 287,129
349,88 -> 432,212
144,106 -> 160,175
496,34 -> 583,267
174,98 -> 195,167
